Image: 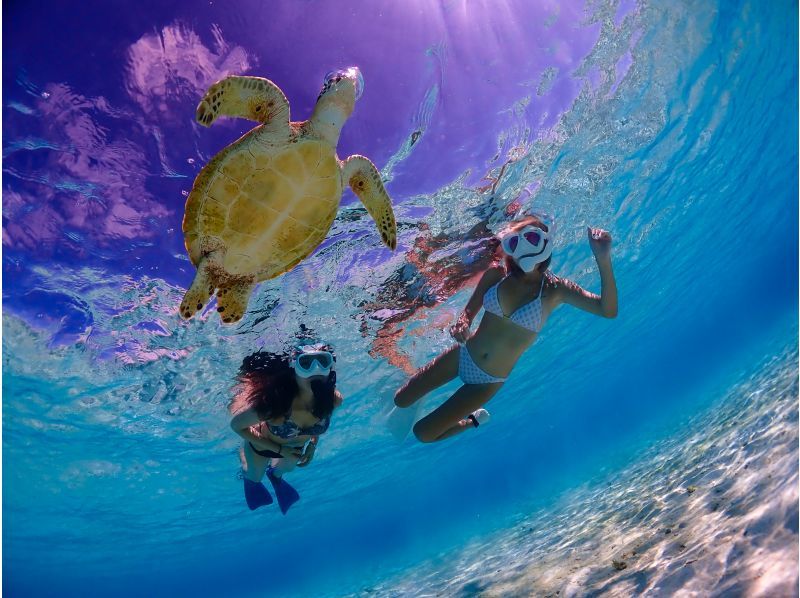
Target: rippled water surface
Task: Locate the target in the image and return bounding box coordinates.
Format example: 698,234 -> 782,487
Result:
3,0 -> 797,596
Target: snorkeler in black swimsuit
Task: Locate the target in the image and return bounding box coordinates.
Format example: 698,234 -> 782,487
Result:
229,344 -> 343,514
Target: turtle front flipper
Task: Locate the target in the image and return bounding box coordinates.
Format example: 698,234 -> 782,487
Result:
342,155 -> 397,250
215,280 -> 256,324
180,258 -> 215,320
196,76 -> 291,136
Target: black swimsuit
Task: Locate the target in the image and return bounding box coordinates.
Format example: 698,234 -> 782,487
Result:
249,413 -> 332,458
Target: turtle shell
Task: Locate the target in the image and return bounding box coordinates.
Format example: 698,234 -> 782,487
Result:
183,132 -> 342,281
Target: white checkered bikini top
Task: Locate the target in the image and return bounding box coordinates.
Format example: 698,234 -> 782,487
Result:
483,274 -> 545,333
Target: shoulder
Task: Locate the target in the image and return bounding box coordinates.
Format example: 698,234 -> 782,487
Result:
480,266 -> 505,286
469,266 -> 504,301
230,405 -> 269,427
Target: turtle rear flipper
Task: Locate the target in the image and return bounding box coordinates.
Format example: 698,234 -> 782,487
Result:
196,76 -> 291,137
180,258 -> 215,319
215,280 -> 255,324
342,155 -> 397,250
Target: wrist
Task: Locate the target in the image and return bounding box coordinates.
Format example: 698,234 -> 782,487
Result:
595,254 -> 612,266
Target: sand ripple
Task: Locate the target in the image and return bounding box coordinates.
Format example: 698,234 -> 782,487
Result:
365,351 -> 798,597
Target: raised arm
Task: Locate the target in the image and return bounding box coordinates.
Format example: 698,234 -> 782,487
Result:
450,266 -> 505,342
557,227 -> 618,318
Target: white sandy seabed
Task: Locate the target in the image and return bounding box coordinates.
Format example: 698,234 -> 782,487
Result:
361,348 -> 798,598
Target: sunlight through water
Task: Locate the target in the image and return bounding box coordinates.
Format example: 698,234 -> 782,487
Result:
3,0 -> 797,596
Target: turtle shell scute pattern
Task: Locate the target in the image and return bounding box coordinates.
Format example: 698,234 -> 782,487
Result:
184,136 -> 342,280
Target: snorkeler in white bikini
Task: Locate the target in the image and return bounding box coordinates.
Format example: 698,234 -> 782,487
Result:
392,214 -> 618,443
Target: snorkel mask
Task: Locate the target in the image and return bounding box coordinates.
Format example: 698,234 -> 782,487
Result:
292,344 -> 336,379
500,224 -> 552,273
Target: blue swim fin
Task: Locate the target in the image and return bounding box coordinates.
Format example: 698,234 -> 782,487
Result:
243,478 -> 273,510
266,468 -> 300,514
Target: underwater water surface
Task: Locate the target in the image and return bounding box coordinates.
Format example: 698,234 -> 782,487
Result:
3,0 -> 798,596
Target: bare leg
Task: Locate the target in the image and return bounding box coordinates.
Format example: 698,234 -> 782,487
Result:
269,442 -> 303,479
413,382 -> 503,443
241,441 -> 269,482
394,345 -> 460,408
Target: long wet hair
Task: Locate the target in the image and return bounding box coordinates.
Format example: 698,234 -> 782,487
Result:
229,346 -> 338,421
230,351 -> 297,420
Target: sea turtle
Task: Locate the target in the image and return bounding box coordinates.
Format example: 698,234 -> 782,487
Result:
180,67 -> 397,323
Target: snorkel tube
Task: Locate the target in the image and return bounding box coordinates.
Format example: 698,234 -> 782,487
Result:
292,344 -> 337,418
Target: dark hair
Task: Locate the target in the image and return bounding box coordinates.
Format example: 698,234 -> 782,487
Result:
230,348 -> 338,421
230,351 -> 297,420
304,343 -> 337,420
309,370 -> 337,419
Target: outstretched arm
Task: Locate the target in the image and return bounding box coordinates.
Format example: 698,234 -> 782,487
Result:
450,266 -> 504,341
558,228 -> 618,318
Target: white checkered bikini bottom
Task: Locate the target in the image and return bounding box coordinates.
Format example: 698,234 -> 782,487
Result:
458,343 -> 507,385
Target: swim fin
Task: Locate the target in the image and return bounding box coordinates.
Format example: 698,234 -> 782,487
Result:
266,468 -> 300,514
243,478 -> 273,510
385,401 -> 424,442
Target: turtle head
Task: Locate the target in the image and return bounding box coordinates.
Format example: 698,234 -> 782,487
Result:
311,67 -> 363,134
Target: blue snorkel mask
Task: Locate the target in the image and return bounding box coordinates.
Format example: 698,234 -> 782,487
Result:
292,344 -> 336,379
292,343 -> 338,419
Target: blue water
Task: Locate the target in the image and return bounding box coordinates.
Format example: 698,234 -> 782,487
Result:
3,0 -> 797,596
